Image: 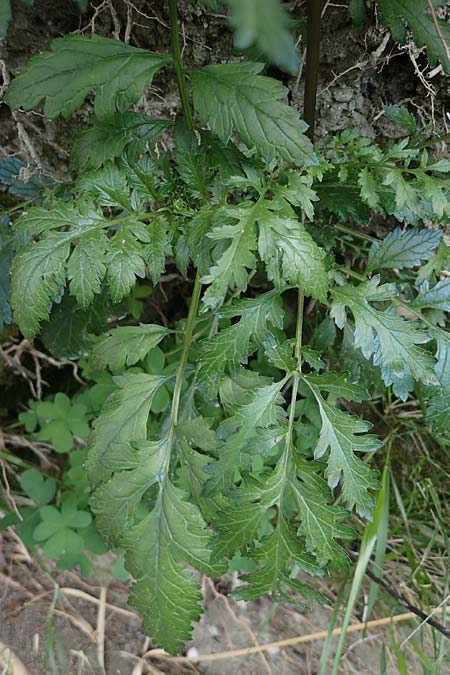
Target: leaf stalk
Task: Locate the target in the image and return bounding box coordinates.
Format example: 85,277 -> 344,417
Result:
167,275 -> 202,441
287,290 -> 305,441
166,0 -> 201,452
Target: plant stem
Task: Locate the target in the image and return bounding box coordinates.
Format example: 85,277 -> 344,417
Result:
167,274 -> 202,441
169,0 -> 194,130
287,290 -> 305,439
166,0 -> 200,446
338,266 -> 366,281
294,289 -> 305,364
394,298 -> 450,335
334,223 -> 378,243
303,0 -> 323,141
0,450 -> 63,483
0,450 -> 31,470
417,130 -> 450,150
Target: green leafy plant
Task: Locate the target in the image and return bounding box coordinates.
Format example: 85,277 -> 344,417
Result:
19,393 -> 90,453
0,463 -> 106,576
2,0 -> 449,657
0,367 -> 125,575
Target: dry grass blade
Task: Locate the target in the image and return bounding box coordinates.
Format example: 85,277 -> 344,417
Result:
96,586 -> 107,672
118,651 -> 166,675
0,642 -> 31,675
60,587 -> 138,619
53,608 -> 96,641
400,593 -> 450,647
131,637 -> 151,675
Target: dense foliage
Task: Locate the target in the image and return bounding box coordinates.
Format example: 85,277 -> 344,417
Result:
1,0 -> 449,656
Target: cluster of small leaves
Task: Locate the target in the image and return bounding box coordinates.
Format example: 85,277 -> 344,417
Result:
0,469 -> 93,566
0,367 -> 115,575
316,127 -> 450,226
2,6 -> 449,657
19,392 -> 90,453
8,163 -> 175,338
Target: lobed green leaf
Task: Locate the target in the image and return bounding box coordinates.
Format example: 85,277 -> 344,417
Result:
331,277 -> 438,399
190,62 -> 316,165
6,35 -> 170,119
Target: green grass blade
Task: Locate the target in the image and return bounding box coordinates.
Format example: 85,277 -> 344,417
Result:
331,459 -> 390,675
367,464 -> 390,618
317,582 -> 346,675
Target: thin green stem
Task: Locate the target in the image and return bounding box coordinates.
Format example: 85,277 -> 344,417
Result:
0,198 -> 37,216
0,450 -> 31,470
163,0 -> 201,463
286,290 -> 305,449
394,298 -> 450,336
279,290 -> 304,582
338,266 -> 366,281
417,130 -> 450,150
343,160 -> 450,182
294,289 -> 305,363
166,274 -> 202,451
334,223 -> 378,244
0,450 -> 63,484
169,0 -> 194,130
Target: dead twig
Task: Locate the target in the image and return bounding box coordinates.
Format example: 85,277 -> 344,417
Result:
0,459 -> 22,521
1,338 -> 83,399
96,586 -> 108,672
60,587 -> 138,619
1,433 -> 56,470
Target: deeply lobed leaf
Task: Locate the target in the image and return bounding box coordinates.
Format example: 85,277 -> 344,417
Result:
411,278 -> 450,312
331,277 -> 438,399
6,35 -> 170,118
304,373 -> 381,519
72,114 -> 169,170
257,211 -> 328,301
124,476 -> 224,653
86,373 -> 169,485
190,62 -> 316,165
367,227 -> 441,273
198,290 -> 284,394
203,378 -> 288,494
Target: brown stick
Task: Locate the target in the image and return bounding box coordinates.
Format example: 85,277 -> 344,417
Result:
303,0 -> 324,140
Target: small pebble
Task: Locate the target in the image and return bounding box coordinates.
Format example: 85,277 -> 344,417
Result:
207,624 -> 220,637
333,86 -> 353,102
267,647 -> 280,655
